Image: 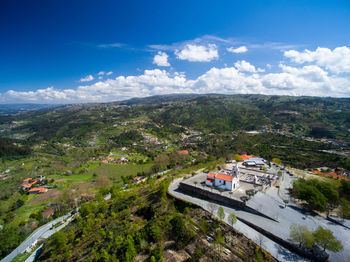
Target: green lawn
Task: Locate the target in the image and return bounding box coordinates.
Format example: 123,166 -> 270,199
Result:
87,162 -> 153,181
49,173 -> 94,190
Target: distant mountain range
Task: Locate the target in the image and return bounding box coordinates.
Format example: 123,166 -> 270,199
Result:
0,104 -> 62,115
1,94 -> 349,143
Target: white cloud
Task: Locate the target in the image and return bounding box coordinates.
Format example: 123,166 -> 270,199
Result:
284,46 -> 350,74
153,51 -> 170,67
2,62 -> 349,104
227,46 -> 248,53
2,46 -> 350,103
234,60 -> 265,73
106,71 -> 113,76
175,44 -> 218,62
0,69 -> 194,103
98,71 -> 105,76
80,75 -> 94,82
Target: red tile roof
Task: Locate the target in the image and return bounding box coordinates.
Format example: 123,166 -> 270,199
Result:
240,155 -> 254,161
177,150 -> 189,155
205,179 -> 214,183
312,170 -> 350,181
208,173 -> 215,178
215,173 -> 234,182
28,187 -> 48,193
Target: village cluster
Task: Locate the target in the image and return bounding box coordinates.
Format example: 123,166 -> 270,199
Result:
100,154 -> 128,164
260,125 -> 348,147
20,175 -> 47,194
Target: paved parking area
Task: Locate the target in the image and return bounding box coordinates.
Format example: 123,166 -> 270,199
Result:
169,178 -> 308,262
173,170 -> 350,262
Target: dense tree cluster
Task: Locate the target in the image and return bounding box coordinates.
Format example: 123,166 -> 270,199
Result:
37,180 -> 195,261
292,179 -> 340,212
0,137 -> 31,158
292,178 -> 350,219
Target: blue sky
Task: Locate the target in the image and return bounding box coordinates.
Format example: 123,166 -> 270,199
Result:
1,0 -> 350,103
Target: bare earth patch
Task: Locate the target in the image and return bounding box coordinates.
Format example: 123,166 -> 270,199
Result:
29,190 -> 62,205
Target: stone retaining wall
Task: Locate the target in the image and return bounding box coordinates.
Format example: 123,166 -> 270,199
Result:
179,182 -> 277,221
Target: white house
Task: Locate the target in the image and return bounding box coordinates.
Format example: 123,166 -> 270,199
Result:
205,165 -> 240,191
214,173 -> 239,190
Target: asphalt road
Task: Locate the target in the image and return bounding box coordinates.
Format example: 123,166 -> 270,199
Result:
1,193 -> 111,262
1,213 -> 71,262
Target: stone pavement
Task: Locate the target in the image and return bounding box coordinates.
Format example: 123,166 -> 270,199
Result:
170,176 -> 350,262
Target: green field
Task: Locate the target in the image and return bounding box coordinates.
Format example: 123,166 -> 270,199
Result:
87,162 -> 153,180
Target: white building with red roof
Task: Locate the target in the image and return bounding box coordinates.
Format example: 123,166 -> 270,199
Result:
205,165 -> 240,191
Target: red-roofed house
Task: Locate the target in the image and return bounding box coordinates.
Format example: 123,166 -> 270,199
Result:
28,187 -> 48,194
205,166 -> 240,190
312,170 -> 350,181
21,178 -> 38,190
205,173 -> 216,186
177,150 -> 189,155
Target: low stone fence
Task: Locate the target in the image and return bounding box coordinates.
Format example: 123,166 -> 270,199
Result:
326,216 -> 350,230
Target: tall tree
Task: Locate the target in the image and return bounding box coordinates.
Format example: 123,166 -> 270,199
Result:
228,213 -> 237,226
313,226 -> 343,252
217,206 -> 225,220
290,224 -> 314,248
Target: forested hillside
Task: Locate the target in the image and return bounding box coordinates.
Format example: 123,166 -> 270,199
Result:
1,94 -> 350,143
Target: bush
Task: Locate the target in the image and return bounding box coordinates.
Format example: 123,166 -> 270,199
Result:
193,244 -> 204,261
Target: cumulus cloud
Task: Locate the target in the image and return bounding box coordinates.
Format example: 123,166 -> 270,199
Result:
284,46 -> 350,74
80,75 -> 94,82
2,64 -> 349,104
0,70 -> 195,104
227,46 -> 248,53
2,46 -> 350,103
98,71 -> 105,76
106,71 -> 113,76
234,60 -> 265,73
175,44 -> 218,62
153,51 -> 170,66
